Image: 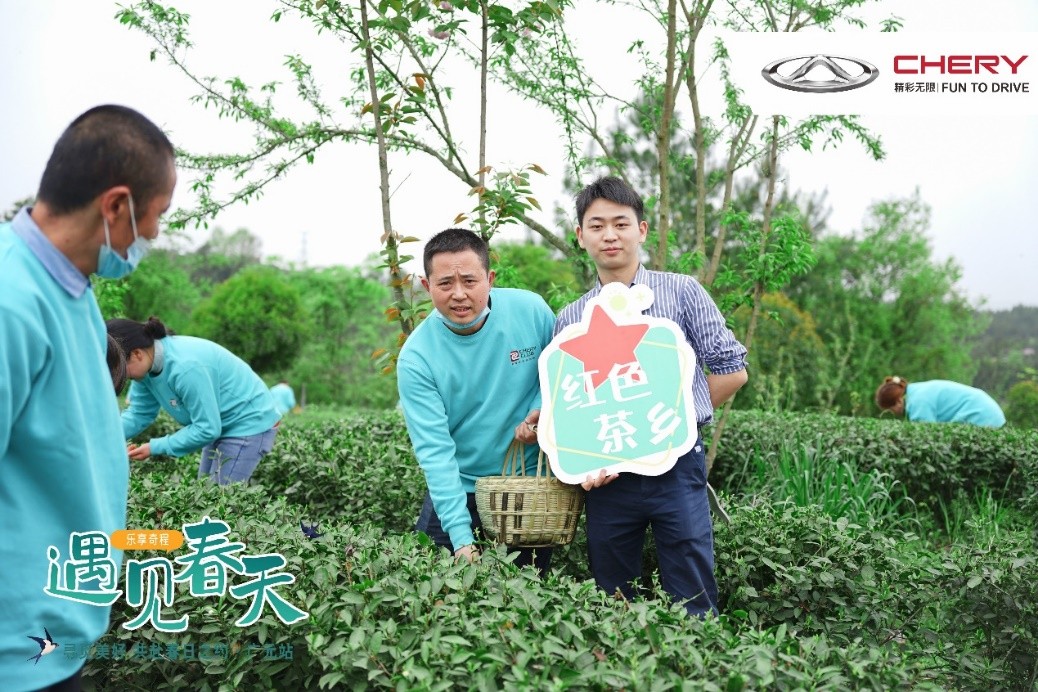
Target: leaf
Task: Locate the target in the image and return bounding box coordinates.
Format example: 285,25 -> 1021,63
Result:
529,163 -> 546,174
474,165 -> 492,175
526,196 -> 541,210
966,575 -> 983,589
316,0 -> 326,8
453,213 -> 469,224
398,236 -> 421,243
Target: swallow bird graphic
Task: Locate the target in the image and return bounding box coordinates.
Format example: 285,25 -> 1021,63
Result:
27,627 -> 59,665
300,521 -> 323,540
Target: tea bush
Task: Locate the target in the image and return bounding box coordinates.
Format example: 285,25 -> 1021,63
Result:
253,413 -> 425,533
85,408 -> 1037,689
84,472 -> 935,691
711,410 -> 1038,514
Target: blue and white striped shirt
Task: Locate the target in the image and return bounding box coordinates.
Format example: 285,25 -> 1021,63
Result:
554,266 -> 747,425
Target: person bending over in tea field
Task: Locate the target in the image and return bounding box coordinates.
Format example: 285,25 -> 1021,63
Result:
269,380 -> 297,419
875,376 -> 1005,428
0,104 -> 176,692
107,316 -> 281,484
396,228 -> 555,570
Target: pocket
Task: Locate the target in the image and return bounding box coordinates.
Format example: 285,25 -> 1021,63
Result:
685,442 -> 708,489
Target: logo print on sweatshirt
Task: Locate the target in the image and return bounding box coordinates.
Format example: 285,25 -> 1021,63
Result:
510,346 -> 537,365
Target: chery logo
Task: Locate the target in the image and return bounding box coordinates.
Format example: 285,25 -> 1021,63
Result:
762,54 -> 879,93
893,55 -> 1027,74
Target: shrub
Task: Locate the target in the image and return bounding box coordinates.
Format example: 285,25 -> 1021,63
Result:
711,410 -> 1038,517
85,472 -> 932,690
252,412 -> 424,533
1006,379 -> 1038,429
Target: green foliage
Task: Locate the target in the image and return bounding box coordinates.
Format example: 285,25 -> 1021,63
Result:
710,409 -> 1038,516
716,501 -> 914,638
94,277 -> 130,320
1005,379 -> 1038,429
81,407 -> 1038,688
283,266 -> 399,408
252,412 -> 424,530
191,265 -> 305,373
85,435 -> 933,690
122,250 -> 202,331
714,209 -> 818,315
728,292 -> 825,412
2,196 -> 34,222
919,533 -> 1038,689
715,499 -> 1038,690
787,192 -> 981,415
934,485 -> 1028,549
185,228 -> 263,285
84,477 -> 326,691
747,446 -> 915,529
491,241 -> 580,312
973,306 -> 1038,401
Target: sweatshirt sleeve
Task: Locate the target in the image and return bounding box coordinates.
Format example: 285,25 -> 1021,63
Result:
149,366 -> 222,457
530,295 -> 556,411
121,380 -> 160,440
0,312 -> 40,459
397,354 -> 474,550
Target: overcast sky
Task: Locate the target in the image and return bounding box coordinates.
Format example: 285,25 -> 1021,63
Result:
1,0 -> 1035,310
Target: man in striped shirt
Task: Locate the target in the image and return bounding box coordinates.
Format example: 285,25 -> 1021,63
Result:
555,176 -> 748,616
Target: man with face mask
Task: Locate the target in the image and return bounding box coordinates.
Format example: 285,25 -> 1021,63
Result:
398,228 -> 555,570
0,105 -> 176,692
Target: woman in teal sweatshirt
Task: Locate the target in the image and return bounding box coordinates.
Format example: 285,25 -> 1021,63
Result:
875,375 -> 1006,427
108,317 -> 281,484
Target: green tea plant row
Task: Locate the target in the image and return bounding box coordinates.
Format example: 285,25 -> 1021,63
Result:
87,409 -> 1037,690
711,410 -> 1038,513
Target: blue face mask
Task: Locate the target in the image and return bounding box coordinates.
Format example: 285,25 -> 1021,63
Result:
439,304 -> 491,332
96,194 -> 150,279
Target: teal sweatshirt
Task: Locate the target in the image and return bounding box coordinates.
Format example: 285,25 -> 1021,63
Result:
122,336 -> 280,456
906,380 -> 1006,428
397,288 -> 555,549
1,211 -> 129,690
270,383 -> 296,416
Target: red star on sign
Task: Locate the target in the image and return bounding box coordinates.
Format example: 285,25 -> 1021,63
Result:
559,306 -> 649,390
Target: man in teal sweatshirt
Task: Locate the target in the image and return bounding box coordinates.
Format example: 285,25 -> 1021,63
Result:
0,105 -> 176,691
397,229 -> 555,569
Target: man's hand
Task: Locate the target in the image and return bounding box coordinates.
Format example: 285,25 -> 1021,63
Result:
581,469 -> 619,492
127,442 -> 152,461
514,409 -> 540,444
454,544 -> 480,562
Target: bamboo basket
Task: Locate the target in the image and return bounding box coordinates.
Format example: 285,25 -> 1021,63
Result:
475,441 -> 584,548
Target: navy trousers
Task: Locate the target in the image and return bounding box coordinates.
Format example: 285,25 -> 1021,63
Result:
415,491 -> 553,574
584,438 -> 718,616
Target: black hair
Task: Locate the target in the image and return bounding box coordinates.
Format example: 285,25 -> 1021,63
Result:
575,176 -> 645,227
423,228 -> 490,277
106,316 -> 169,354
36,105 -> 175,216
106,334 -> 127,396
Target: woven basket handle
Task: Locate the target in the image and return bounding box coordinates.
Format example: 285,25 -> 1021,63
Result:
503,440 -> 526,477
536,447 -> 554,479
503,440 -> 554,479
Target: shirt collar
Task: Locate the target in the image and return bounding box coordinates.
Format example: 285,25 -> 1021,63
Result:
595,265 -> 650,289
10,207 -> 91,298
